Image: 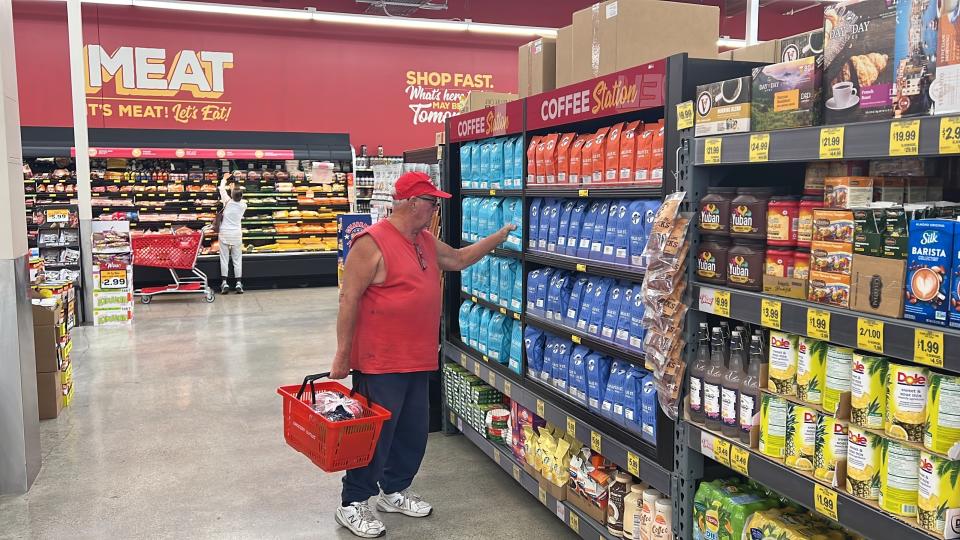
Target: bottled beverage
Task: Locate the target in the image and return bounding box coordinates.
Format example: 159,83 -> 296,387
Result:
623,482 -> 647,540
719,321 -> 731,367
651,497 -> 673,540
739,335 -> 763,444
608,472 -> 634,537
704,327 -> 725,431
639,488 -> 660,540
722,331 -> 744,437
688,322 -> 709,424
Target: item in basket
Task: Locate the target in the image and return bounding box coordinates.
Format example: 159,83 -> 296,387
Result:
310,390 -> 364,421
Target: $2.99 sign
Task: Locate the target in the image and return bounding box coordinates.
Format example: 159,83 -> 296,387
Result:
940,117 -> 960,153
99,269 -> 128,289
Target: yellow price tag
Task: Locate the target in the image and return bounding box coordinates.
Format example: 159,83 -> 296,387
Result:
449,411 -> 455,425
493,449 -> 501,464
499,307 -> 506,315
513,312 -> 520,321
46,208 -> 70,224
489,189 -> 496,196
538,486 -> 547,505
575,263 -> 587,272
807,309 -> 831,341
761,299 -> 782,330
566,416 -> 577,438
857,318 -> 884,353
713,437 -> 731,467
627,452 -> 640,477
704,138 -> 722,164
471,296 -> 478,303
459,352 -> 467,366
513,464 -> 521,481
571,335 -> 582,344
814,484 -> 839,521
99,269 -> 128,290
578,189 -> 589,197
489,371 -> 496,388
536,399 -> 545,418
914,329 -> 944,368
569,513 -> 580,533
939,117 -> 960,154
473,362 -> 481,376
590,431 -> 602,454
889,120 -> 920,156
482,355 -> 489,363
676,101 -> 695,130
503,380 -> 512,398
819,127 -> 844,159
749,133 -> 770,162
730,445 -> 750,475
714,290 -> 731,318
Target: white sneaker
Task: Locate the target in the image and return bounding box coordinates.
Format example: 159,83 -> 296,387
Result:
335,502 -> 385,538
376,489 -> 433,518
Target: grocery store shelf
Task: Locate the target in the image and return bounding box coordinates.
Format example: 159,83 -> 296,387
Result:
461,241 -> 522,260
693,282 -> 960,374
444,340 -> 673,494
525,185 -> 663,199
693,115 -> 960,165
686,422 -> 936,540
38,243 -> 80,249
524,313 -> 647,371
451,410 -> 619,540
461,188 -> 523,197
526,251 -> 646,282
459,290 -> 522,322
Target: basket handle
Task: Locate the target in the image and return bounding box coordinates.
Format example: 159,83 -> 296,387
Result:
294,371 -> 379,410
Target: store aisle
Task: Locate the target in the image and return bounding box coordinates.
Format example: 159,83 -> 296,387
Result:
0,288 -> 574,539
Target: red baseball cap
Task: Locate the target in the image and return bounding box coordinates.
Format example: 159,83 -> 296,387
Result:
393,171 -> 451,200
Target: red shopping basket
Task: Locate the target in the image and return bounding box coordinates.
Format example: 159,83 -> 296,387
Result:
277,373 -> 391,473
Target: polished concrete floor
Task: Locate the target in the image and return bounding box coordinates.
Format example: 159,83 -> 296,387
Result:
0,288 -> 574,539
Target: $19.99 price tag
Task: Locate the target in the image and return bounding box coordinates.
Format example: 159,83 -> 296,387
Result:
889,120 -> 920,156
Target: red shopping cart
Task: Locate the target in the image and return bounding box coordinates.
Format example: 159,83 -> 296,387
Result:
132,227 -> 215,303
277,373 -> 391,472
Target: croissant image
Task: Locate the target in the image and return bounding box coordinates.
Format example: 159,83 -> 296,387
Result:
838,53 -> 889,86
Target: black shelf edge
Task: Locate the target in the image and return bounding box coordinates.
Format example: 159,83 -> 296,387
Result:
524,313 -> 648,370
524,185 -> 664,199
460,241 -> 523,260
461,188 -> 523,197
685,422 -> 937,540
444,340 -> 673,496
450,411 -> 619,540
693,282 -> 960,375
693,115 -> 960,165
525,251 -> 646,282
459,290 -> 522,322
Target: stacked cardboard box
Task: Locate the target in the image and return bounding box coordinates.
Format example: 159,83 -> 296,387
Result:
459,91 -> 519,114
32,296 -> 72,420
556,25 -> 574,87
519,37 -> 557,97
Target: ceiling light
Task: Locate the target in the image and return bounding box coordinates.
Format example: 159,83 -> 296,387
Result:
468,22 -> 557,37
134,0 -> 314,19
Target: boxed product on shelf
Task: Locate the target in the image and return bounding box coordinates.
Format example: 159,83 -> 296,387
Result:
824,177 -> 874,209
892,0 -> 939,117
776,28 -> 825,63
850,254 -> 906,318
459,91 -> 519,114
518,37 -> 557,98
904,219 -> 954,326
567,446 -> 613,523
935,0 -> 960,115
822,0 -> 898,124
556,25 -> 573,87
750,56 -> 821,131
692,479 -> 779,540
694,76 -> 752,136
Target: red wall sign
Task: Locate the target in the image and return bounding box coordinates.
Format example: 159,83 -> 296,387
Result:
526,60 -> 667,131
12,2 -> 519,154
447,99 -> 523,143
70,147 -> 295,159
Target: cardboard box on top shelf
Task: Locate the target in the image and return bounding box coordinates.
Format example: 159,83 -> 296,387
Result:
732,40 -> 776,62
519,37 -> 557,98
717,50 -> 734,60
776,28 -> 825,64
459,91 -> 518,114
572,3 -> 605,82
37,370 -> 63,420
851,254 -> 905,318
556,25 -> 573,88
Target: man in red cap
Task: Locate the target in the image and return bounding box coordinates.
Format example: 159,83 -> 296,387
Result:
331,171 -> 514,538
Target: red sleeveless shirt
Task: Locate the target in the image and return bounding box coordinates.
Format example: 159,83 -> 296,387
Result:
349,220 -> 441,374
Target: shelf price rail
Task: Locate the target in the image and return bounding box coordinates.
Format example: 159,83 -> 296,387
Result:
443,340 -> 673,498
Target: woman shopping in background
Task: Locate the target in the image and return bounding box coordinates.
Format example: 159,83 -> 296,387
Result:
217,173 -> 247,294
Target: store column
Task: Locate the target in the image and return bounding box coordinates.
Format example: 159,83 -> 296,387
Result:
0,0 -> 42,494
67,0 -> 93,321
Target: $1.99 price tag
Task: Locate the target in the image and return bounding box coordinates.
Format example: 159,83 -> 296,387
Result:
914,329 -> 944,368
806,309 -> 830,341
814,484 -> 839,521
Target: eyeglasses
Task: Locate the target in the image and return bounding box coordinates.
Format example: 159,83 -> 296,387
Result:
414,196 -> 441,207
414,242 -> 427,271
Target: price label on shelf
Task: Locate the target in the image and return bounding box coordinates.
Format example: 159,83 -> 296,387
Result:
760,299 -> 782,330
575,263 -> 587,272
889,120 -> 920,156
590,431 -> 602,454
538,486 -> 547,505
939,117 -> 960,154
704,138 -> 722,164
482,355 -> 489,363
568,513 -> 580,534
730,445 -> 750,475
749,133 -> 770,162
813,484 -> 839,521
489,189 -> 496,196
503,380 -> 512,398
571,335 -> 582,344
857,318 -> 884,353
473,362 -> 481,376
456,417 -> 463,431
714,291 -> 731,318
459,352 -> 467,367
513,464 -> 521,481
566,416 -> 577,439
493,449 -> 501,464
914,329 -> 944,368
449,411 -> 455,426
819,127 -> 844,159
556,501 -> 566,521
499,307 -> 507,315
471,296 -> 478,303
578,189 -> 589,197
713,437 -> 731,467
512,312 -> 520,321
99,269 -> 128,290
489,371 -> 496,388
627,452 -> 640,477
807,309 -> 831,341
46,208 -> 70,224
676,101 -> 695,130
536,399 -> 545,418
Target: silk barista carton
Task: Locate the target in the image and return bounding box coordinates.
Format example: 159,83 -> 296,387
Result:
695,76 -> 752,136
949,222 -> 960,328
904,219 -> 954,325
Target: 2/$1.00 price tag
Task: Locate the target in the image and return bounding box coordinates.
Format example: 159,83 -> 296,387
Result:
857,318 -> 884,353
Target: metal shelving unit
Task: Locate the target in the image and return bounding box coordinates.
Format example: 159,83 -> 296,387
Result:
525,251 -> 646,282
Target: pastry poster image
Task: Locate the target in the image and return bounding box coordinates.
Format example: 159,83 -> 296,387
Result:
823,0 -> 898,124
